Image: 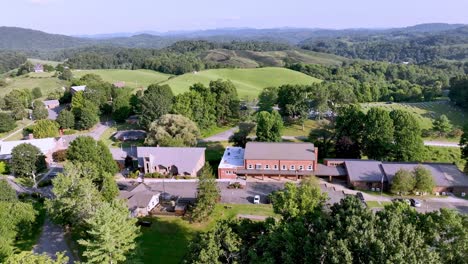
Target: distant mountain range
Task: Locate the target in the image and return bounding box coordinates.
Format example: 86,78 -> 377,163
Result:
0,23 -> 466,52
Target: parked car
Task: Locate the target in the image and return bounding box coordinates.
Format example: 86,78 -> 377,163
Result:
356,192 -> 365,201
253,195 -> 260,204
410,199 -> 422,207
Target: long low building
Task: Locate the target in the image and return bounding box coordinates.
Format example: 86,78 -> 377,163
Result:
111,146 -> 205,176
0,138 -> 64,165
321,159 -> 468,195
218,142 -> 319,180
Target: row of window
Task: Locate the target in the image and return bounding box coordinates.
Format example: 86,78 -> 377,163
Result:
225,170 -> 234,175
248,164 -> 313,171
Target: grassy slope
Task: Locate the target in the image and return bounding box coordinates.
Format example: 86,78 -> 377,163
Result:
139,204 -> 277,264
202,49 -> 347,68
162,67 -> 321,99
72,69 -> 172,90
27,58 -> 62,67
0,74 -> 66,97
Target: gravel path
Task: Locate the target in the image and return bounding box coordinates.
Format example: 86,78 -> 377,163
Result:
34,218 -> 75,263
201,127 -> 237,142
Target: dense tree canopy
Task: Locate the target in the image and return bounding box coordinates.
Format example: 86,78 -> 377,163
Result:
363,108 -> 394,160
256,111 -> 283,142
56,109 -> 75,129
0,113 -> 16,133
145,114 -> 200,147
390,110 -> 425,161
139,84 -> 174,128
10,143 -> 46,185
191,164 -> 219,223
32,100 -> 48,120
31,119 -> 60,138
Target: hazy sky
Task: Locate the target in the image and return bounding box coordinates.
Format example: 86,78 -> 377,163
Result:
1,0 -> 467,35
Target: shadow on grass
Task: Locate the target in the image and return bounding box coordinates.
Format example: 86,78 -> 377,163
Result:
138,216 -> 197,264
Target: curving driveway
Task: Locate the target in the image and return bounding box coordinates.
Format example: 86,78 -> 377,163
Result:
34,218 -> 75,263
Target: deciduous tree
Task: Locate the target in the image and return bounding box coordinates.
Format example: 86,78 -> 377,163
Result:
363,107 -> 394,160
145,114 -> 200,147
432,114 -> 452,135
31,119 -> 59,138
256,111 -> 283,142
229,122 -> 256,148
10,143 -> 46,186
32,100 -> 48,120
139,84 -> 174,128
413,165 -> 435,194
0,113 -> 16,133
390,109 -> 424,161
67,136 -> 118,175
258,87 -> 278,113
56,109 -> 75,129
391,169 -> 416,194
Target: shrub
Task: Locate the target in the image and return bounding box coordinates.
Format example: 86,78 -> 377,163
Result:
38,179 -> 52,187
32,87 -> 42,99
145,172 -> 167,178
128,170 -> 140,179
448,128 -> 463,138
52,149 -> 67,162
227,182 -> 244,189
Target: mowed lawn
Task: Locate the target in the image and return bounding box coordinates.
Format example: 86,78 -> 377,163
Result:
72,69 -> 172,90
0,74 -> 66,97
161,67 -> 321,99
361,101 -> 467,130
138,204 -> 277,264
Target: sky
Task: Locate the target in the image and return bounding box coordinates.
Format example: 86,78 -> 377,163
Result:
0,0 -> 467,35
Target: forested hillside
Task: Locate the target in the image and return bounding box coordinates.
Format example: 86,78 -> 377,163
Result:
0,51 -> 27,74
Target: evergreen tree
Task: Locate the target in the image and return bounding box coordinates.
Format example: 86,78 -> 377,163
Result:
191,164 -> 220,223
78,201 -> 139,264
100,173 -> 119,202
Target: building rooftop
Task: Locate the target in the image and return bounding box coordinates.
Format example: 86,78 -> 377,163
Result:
244,142 -> 316,161
382,162 -> 468,187
315,164 -> 348,176
70,85 -> 86,92
119,184 -> 160,210
0,138 -> 58,156
111,146 -> 205,175
219,147 -> 245,169
345,160 -> 386,183
43,99 -> 60,107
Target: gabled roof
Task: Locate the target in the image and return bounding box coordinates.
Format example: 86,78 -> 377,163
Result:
0,138 -> 57,155
244,142 -> 316,161
382,163 -> 468,187
43,99 -> 60,107
70,85 -> 86,92
345,160 -> 386,182
110,146 -> 205,175
119,185 -> 159,210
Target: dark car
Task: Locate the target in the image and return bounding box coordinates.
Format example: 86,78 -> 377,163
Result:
410,199 -> 422,207
137,220 -> 152,227
356,192 -> 365,201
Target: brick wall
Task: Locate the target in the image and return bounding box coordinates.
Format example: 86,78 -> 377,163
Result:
245,159 -> 315,171
218,168 -> 238,179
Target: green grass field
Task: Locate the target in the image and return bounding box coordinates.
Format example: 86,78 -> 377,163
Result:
424,146 -> 464,170
282,119 -> 319,137
161,67 -> 321,99
27,58 -> 62,67
0,74 -> 66,97
201,49 -> 347,68
361,101 -> 467,130
139,204 -> 277,264
72,69 -> 172,90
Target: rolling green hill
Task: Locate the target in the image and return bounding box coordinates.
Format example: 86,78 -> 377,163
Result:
161,67 -> 321,98
201,49 -> 347,68
72,69 -> 173,89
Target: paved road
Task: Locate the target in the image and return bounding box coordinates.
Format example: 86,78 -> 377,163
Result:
201,127 -> 238,142
423,141 -> 460,148
34,218 -> 75,263
61,121 -> 111,148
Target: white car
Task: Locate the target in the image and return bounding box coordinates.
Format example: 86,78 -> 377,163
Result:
253,195 -> 260,204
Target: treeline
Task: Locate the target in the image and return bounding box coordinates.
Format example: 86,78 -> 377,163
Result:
62,40 -> 292,74
449,75 -> 468,109
300,26 -> 468,63
186,179 -> 468,264
0,51 -> 27,74
288,61 -> 463,102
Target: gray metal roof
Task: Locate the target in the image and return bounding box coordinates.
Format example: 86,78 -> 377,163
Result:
110,146 -> 205,175
382,163 -> 468,187
0,138 -> 58,155
244,142 -> 315,161
315,164 -> 347,176
119,189 -> 159,209
345,160 -> 386,182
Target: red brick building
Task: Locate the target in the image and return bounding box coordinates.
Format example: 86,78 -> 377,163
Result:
218,142 -> 318,180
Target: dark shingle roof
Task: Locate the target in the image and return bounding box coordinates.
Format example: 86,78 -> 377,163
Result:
315,164 -> 347,176
244,142 -> 315,161
345,160 -> 386,182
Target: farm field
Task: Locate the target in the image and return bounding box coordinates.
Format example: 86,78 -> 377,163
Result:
161,67 -> 321,99
72,69 -> 172,90
27,58 -> 62,67
0,74 -> 66,97
202,49 -> 348,68
139,204 -> 277,264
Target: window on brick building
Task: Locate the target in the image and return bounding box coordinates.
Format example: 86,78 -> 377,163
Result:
265,165 -> 270,169
255,164 -> 262,169
274,164 -> 278,170
248,164 -> 253,169
290,165 -> 295,170
307,165 -> 313,170
281,165 -> 286,170
299,165 -> 303,170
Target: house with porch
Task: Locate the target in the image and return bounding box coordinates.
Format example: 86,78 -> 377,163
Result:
119,183 -> 160,217
218,142 -> 319,180
111,146 -> 205,176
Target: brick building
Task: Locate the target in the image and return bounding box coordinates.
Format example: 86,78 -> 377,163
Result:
218,142 -> 318,180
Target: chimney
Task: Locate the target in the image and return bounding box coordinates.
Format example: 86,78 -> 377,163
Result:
314,147 -> 319,171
